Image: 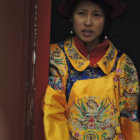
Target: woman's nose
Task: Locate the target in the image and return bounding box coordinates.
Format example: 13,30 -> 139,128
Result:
85,15 -> 93,26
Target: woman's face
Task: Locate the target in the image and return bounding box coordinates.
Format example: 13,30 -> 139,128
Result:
72,1 -> 105,43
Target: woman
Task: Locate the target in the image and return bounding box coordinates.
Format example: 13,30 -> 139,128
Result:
42,0 -> 140,139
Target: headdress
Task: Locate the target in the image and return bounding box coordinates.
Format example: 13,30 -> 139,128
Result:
57,0 -> 127,19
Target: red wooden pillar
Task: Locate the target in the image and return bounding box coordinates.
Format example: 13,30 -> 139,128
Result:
34,0 -> 51,139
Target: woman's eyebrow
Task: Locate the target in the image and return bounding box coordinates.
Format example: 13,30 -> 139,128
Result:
76,8 -> 102,13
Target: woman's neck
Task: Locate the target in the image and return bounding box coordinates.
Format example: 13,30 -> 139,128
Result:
84,39 -> 99,53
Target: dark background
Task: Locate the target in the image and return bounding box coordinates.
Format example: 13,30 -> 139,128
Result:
50,0 -> 140,76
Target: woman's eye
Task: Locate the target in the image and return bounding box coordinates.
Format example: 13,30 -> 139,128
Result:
77,12 -> 85,15
94,13 -> 101,16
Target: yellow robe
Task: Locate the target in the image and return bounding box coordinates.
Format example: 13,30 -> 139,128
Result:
42,38 -> 140,140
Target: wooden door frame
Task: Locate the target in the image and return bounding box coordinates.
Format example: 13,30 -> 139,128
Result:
34,0 -> 52,139
25,0 -> 52,140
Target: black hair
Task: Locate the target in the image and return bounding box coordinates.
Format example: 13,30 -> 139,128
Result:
69,0 -> 113,41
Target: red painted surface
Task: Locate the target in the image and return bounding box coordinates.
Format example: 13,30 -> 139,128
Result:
0,0 -> 30,139
34,0 -> 51,139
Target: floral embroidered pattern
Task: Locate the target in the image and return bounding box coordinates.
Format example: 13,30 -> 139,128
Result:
115,55 -> 139,122
120,56 -> 138,86
68,97 -> 119,140
65,38 -> 87,69
48,66 -> 64,90
48,45 -> 68,90
50,46 -> 67,76
120,90 -> 138,122
102,44 -> 116,67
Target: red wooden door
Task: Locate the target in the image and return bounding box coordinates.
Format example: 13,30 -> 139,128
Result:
0,0 -> 52,139
0,0 -> 30,139
33,0 -> 52,140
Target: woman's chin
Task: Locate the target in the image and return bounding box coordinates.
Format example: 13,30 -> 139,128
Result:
80,37 -> 97,44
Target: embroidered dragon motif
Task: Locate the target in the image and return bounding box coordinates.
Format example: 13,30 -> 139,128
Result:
68,97 -> 119,140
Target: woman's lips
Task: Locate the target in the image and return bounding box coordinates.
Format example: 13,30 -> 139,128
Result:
82,30 -> 93,37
